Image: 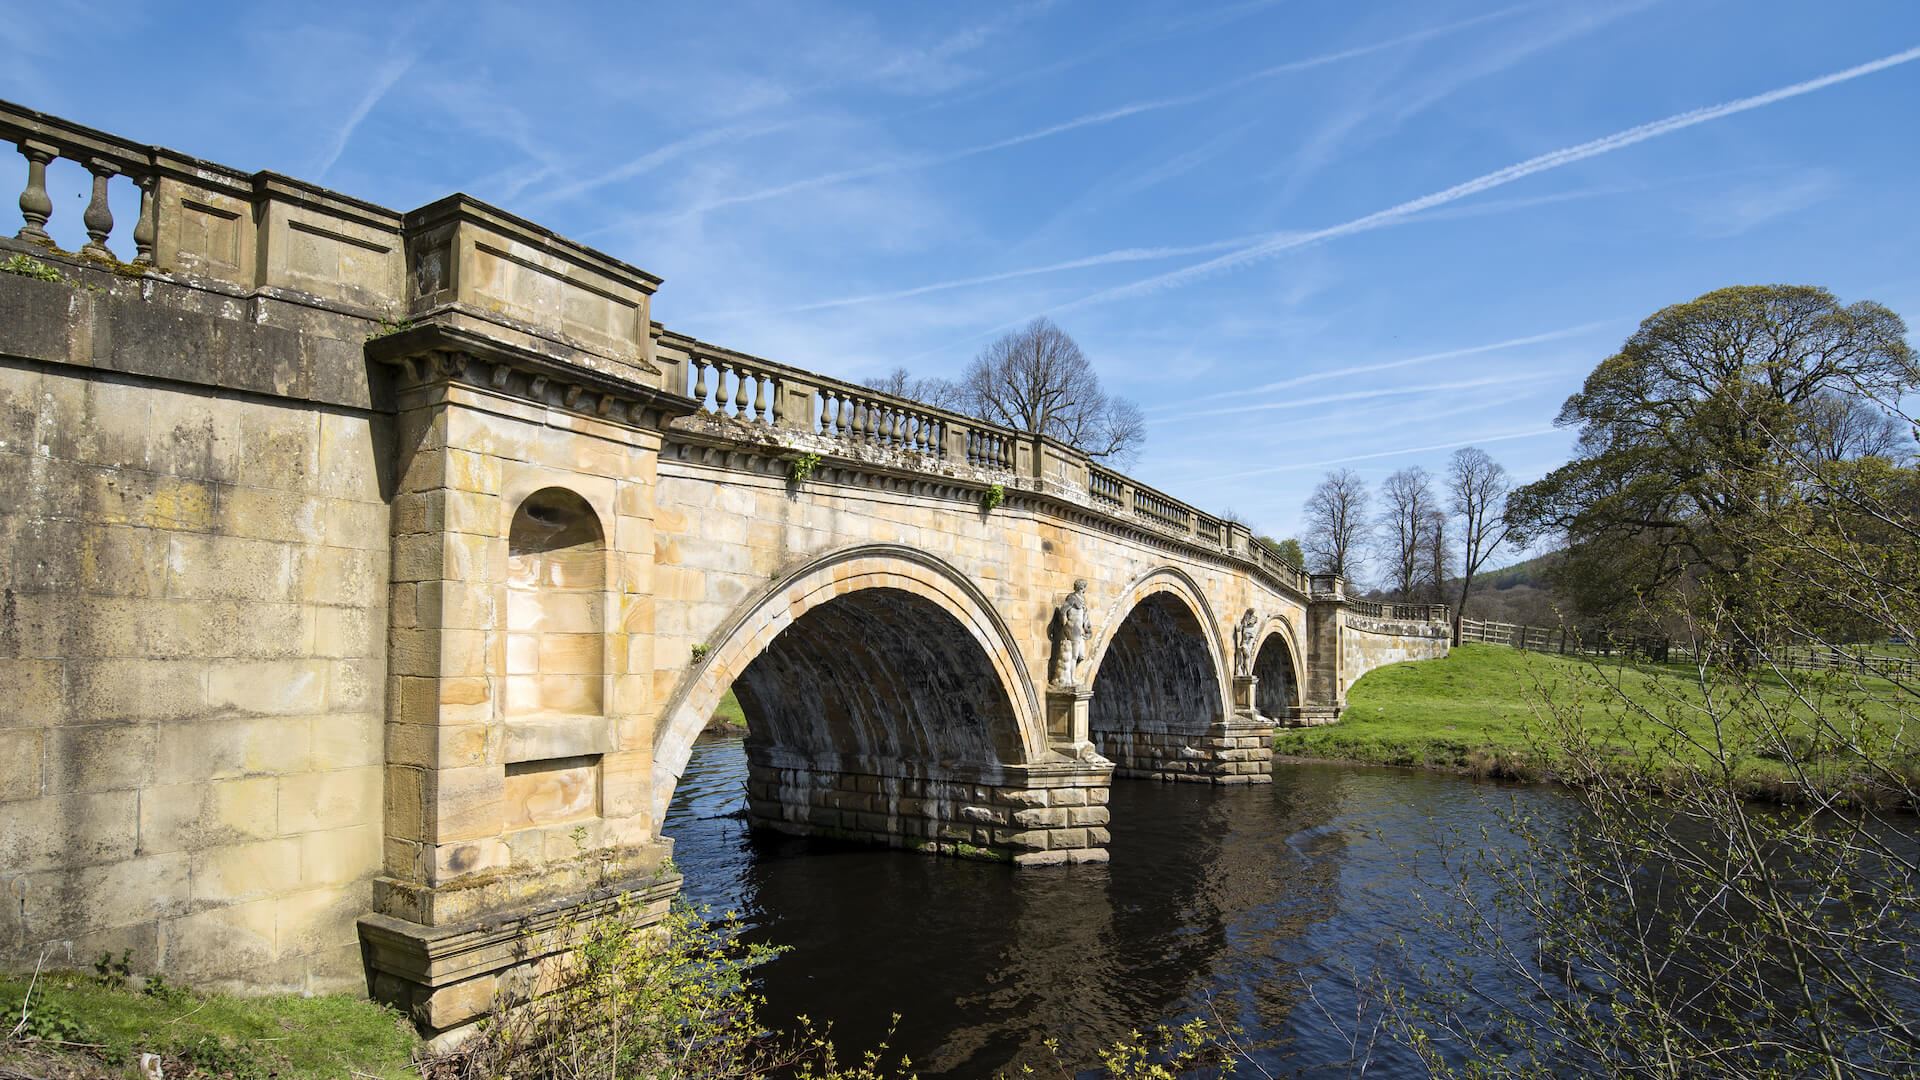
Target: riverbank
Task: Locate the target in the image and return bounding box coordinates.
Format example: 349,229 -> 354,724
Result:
705,688 -> 749,735
0,969 -> 417,1079
1274,644 -> 1916,801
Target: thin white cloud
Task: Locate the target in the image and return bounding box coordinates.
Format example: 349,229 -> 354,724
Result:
316,52 -> 416,179
1216,426 -> 1565,480
866,1 -> 1058,91
1693,169 -> 1837,238
707,180 -> 1664,324
1218,1 -> 1543,90
1035,42 -> 1920,317
1155,320 -> 1615,411
685,235 -> 1287,320
604,5 -> 1541,232
533,122 -> 786,207
1156,373 -> 1556,423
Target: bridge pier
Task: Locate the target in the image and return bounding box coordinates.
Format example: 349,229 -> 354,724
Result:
1091,717 -> 1275,784
743,748 -> 1114,865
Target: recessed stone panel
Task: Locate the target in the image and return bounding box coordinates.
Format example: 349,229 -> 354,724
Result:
502,755 -> 601,831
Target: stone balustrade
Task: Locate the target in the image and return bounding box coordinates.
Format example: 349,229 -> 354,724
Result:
3,100 -> 156,263
686,353 -> 783,425
1347,598 -> 1451,624
0,97 -> 1454,620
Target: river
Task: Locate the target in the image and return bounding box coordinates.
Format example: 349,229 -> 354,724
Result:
663,734 -> 1587,1077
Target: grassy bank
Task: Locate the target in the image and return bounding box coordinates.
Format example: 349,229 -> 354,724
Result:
708,688 -> 747,732
0,970 -> 417,1079
1275,644 -> 1915,796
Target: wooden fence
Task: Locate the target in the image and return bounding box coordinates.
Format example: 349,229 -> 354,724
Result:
1458,618 -> 1915,676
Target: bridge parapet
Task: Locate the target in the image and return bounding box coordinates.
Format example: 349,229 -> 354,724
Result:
0,97 -> 1399,616
654,331 -> 1314,603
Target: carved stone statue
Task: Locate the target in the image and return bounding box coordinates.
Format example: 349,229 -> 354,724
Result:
1234,608 -> 1259,678
1050,579 -> 1093,687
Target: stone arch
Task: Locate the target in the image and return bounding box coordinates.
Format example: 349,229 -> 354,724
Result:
504,487 -> 607,719
650,544 -> 1045,826
1085,568 -> 1230,775
1251,616 -> 1305,721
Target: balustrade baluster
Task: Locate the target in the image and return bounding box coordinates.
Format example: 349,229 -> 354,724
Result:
717,364 -> 735,415
836,394 -> 851,437
754,373 -> 771,424
851,398 -> 868,440
692,358 -> 710,408
732,366 -> 752,416
16,141 -> 55,244
81,160 -> 117,259
131,174 -> 156,265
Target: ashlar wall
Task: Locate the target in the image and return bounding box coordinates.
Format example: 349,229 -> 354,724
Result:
0,268 -> 389,993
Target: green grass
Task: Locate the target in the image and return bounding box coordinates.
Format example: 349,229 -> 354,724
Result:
1276,644 -> 1915,795
0,970 -> 418,1079
710,688 -> 747,730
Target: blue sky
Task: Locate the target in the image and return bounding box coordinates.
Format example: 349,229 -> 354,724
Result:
6,2 -> 1918,565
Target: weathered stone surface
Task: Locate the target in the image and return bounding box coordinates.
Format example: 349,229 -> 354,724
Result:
0,102 -> 1452,1030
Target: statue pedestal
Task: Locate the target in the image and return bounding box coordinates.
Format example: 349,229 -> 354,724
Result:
1045,685 -> 1094,759
1231,674 -> 1259,718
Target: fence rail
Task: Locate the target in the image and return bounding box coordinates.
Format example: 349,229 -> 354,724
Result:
1459,618 -> 1916,675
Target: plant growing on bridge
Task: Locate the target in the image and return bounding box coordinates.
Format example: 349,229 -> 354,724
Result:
364,316 -> 415,342
982,483 -> 1006,513
787,452 -> 821,484
1,253 -> 63,282
690,642 -> 711,662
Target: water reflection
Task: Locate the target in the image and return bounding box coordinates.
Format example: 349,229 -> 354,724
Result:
664,735 -> 1568,1077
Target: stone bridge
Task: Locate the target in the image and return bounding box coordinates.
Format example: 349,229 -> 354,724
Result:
0,102 -> 1449,1039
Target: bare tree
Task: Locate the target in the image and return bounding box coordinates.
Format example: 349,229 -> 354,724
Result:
1797,391 -> 1912,464
864,366 -> 964,412
1422,509 -> 1453,605
1446,446 -> 1513,642
1302,469 -> 1370,580
1376,467 -> 1437,600
958,317 -> 1145,465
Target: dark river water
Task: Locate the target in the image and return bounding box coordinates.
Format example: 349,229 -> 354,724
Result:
663,735 -> 1579,1078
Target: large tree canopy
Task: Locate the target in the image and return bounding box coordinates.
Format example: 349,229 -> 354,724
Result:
1508,284 -> 1917,628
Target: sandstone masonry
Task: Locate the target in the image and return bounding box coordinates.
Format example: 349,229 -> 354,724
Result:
0,100 -> 1448,1041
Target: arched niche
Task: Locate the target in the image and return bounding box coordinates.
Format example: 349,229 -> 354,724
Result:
504,487 -> 607,721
